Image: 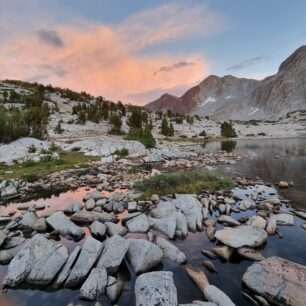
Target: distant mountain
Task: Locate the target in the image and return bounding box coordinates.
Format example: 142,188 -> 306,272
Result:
146,45 -> 306,119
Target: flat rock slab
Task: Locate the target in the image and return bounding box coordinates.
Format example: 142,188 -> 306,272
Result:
46,211 -> 85,241
215,225 -> 267,248
242,256 -> 306,306
270,213 -> 294,225
97,235 -> 129,274
126,214 -> 150,233
70,211 -> 118,224
65,236 -> 102,287
135,271 -> 178,306
4,234 -> 68,287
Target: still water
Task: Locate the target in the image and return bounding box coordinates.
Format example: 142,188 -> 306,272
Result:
0,137 -> 306,306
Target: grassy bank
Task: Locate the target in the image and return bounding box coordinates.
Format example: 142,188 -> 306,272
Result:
134,170 -> 234,199
0,151 -> 100,181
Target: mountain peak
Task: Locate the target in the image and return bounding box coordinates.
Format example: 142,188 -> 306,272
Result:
278,45 -> 306,73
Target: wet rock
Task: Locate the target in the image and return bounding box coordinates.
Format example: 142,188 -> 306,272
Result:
106,276 -> 123,303
185,266 -> 235,306
85,198 -> 96,211
46,211 -> 85,241
202,260 -> 218,273
270,213 -> 294,226
70,211 -> 118,224
97,235 -> 129,274
211,246 -> 233,261
151,201 -> 176,218
173,194 -> 203,232
217,215 -> 240,226
294,210 -> 306,220
201,249 -> 217,260
215,225 -> 267,248
156,237 -> 187,264
135,271 -> 177,306
89,221 -> 106,240
65,236 -> 102,287
0,250 -> 13,265
149,214 -> 176,239
278,181 -> 289,188
52,246 -> 81,289
246,215 -> 267,229
127,239 -> 163,274
242,256 -> 306,306
80,267 -> 107,300
237,247 -> 265,261
126,214 -> 150,233
105,222 -> 127,236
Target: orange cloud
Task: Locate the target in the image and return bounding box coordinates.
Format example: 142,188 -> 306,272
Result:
0,3 -> 224,104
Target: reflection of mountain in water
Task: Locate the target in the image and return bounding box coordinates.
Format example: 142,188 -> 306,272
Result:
199,138 -> 306,209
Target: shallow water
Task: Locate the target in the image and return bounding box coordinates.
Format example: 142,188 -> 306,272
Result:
1,137 -> 306,306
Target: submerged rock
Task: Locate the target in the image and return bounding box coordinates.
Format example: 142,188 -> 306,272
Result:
46,211 -> 85,241
156,237 -> 187,264
243,256 -> 306,306
127,239 -> 163,274
135,271 -> 177,306
215,225 -> 267,248
237,247 -> 265,261
218,215 -> 240,226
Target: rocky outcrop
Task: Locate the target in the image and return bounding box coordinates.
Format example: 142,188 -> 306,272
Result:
242,256 -> 306,306
156,237 -> 187,264
135,271 -> 178,306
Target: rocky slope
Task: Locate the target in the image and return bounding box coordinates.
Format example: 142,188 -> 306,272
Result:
146,46 -> 306,119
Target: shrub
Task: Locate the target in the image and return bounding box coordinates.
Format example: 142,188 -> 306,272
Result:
22,173 -> 40,182
220,121 -> 237,138
125,127 -> 156,148
28,144 -> 37,153
54,121 -> 64,134
199,130 -> 206,137
48,142 -> 59,152
134,170 -> 234,199
113,148 -> 129,157
258,132 -> 266,136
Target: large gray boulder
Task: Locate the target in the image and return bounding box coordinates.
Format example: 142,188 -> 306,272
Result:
52,246 -> 81,289
4,234 -> 68,287
215,225 -> 267,248
89,221 -> 106,240
242,256 -> 306,306
65,236 -> 102,287
70,211 -> 117,224
105,222 -> 127,236
80,267 -> 108,300
270,213 -> 294,226
173,194 -> 203,232
150,201 -> 176,218
127,239 -> 163,274
126,214 -> 150,233
135,271 -> 178,306
96,235 -> 129,274
20,212 -> 37,228
149,213 -> 177,239
156,237 -> 187,264
46,211 -> 85,241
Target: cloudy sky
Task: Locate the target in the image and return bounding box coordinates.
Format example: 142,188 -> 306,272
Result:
0,0 -> 305,104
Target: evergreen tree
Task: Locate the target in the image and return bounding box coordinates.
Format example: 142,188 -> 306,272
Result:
221,121 -> 237,138
109,114 -> 122,135
161,117 -> 170,136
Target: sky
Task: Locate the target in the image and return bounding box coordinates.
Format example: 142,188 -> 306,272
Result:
0,0 -> 305,105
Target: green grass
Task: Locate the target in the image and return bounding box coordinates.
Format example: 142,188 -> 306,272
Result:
134,170 -> 234,199
0,151 -> 100,181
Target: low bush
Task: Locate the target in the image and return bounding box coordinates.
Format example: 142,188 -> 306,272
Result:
125,127 -> 156,148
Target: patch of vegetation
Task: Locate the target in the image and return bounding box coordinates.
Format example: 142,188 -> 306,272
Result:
54,121 -> 64,134
27,144 -> 37,153
161,118 -> 174,136
134,170 -> 234,198
220,121 -> 237,138
113,148 -> 129,157
125,127 -> 156,148
0,151 -> 100,181
199,130 -> 206,137
108,114 -> 123,135
258,132 -> 266,136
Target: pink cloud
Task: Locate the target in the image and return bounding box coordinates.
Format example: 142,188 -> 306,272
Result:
0,3 -> 225,104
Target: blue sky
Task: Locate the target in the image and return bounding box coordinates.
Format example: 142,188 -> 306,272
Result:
0,0 -> 305,103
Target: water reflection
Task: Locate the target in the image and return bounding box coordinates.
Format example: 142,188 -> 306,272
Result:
221,140 -> 237,153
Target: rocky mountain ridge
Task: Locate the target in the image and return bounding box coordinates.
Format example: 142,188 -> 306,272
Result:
146,46 -> 306,119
